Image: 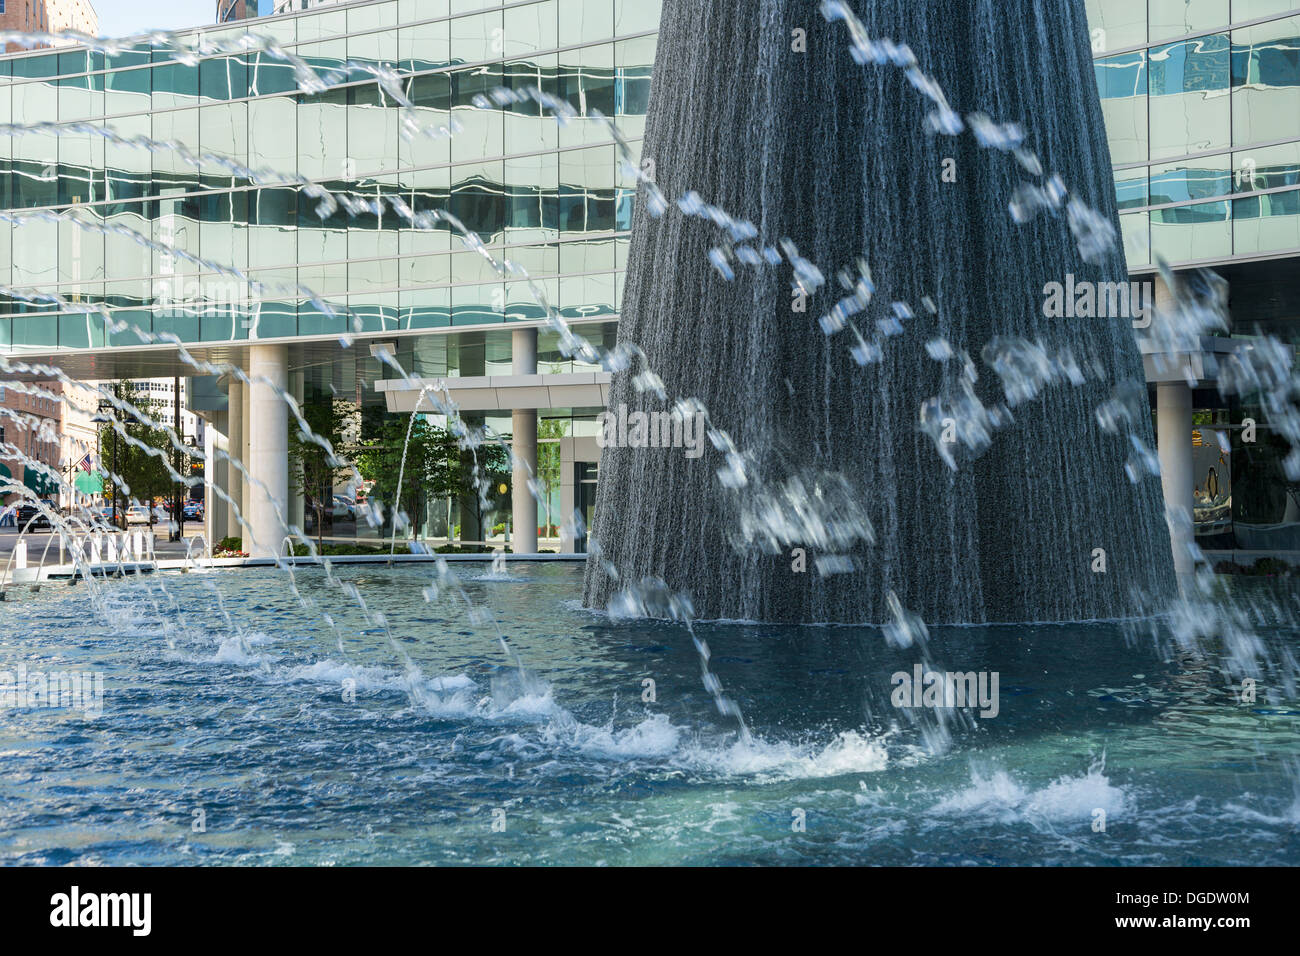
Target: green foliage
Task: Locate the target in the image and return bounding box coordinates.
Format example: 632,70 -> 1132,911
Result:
355,413 -> 460,534
537,416 -> 566,536
459,440 -> 511,541
289,396 -> 354,547
97,382 -> 187,515
218,536 -> 242,551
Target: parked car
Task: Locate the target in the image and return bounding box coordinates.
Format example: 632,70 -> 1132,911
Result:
79,504 -> 122,529
332,496 -> 356,521
15,499 -> 57,531
183,501 -> 203,520
125,505 -> 153,526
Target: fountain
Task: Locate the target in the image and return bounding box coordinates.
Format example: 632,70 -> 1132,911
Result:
583,0 -> 1176,624
0,6 -> 1297,870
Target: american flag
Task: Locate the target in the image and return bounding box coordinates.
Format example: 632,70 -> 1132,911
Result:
78,453 -> 92,472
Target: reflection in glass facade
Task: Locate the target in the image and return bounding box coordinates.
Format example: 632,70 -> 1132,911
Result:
1090,1 -> 1300,556
1089,2 -> 1300,268
0,0 -> 659,356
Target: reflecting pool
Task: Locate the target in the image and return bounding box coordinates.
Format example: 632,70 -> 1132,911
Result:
1,564 -> 1297,865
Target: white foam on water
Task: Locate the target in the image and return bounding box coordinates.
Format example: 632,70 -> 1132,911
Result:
285,658 -> 474,696
551,712 -> 683,759
932,761 -> 1131,824
211,634 -> 270,667
677,729 -> 891,781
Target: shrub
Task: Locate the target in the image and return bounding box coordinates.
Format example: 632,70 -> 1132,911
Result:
1251,557 -> 1295,576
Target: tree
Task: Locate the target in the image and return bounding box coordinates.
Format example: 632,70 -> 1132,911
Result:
288,397 -> 354,551
536,416 -> 566,538
458,440 -> 511,545
356,412 -> 460,540
97,382 -> 186,528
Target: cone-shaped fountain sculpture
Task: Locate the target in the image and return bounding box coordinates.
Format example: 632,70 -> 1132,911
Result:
583,0 -> 1176,624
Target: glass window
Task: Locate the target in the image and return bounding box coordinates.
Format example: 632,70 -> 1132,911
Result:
1233,142 -> 1300,191
296,85 -> 349,181
558,43 -> 615,149
399,15 -> 450,74
249,96 -> 297,174
1149,156 -> 1233,203
200,190 -> 249,272
1231,17 -> 1300,145
1149,0 -> 1230,43
1120,211 -> 1151,265
248,51 -> 299,96
561,0 -> 614,45
1232,0 -> 1296,21
1115,168 -> 1149,208
200,54 -> 248,101
200,102 -> 249,175
450,65 -> 504,162
59,133 -> 105,205
349,83 -> 400,176
1151,198 -> 1233,261
1149,36 -> 1231,158
1150,35 -> 1232,96
505,151 -> 558,240
1233,187 -> 1300,253
1085,0 -> 1147,53
400,0 -> 451,21
504,54 -> 559,153
504,1 -> 558,57
1095,49 -> 1147,96
349,2 -> 399,65
450,160 -> 505,242
151,59 -> 200,110
615,0 -> 661,37
402,73 -> 453,169
449,11 -> 503,64
1095,51 -> 1149,164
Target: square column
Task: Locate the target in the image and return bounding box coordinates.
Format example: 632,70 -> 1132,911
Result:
205,410 -> 230,549
241,374 -> 252,524
247,344 -> 289,558
511,328 -> 538,554
1157,382 -> 1195,574
288,370 -> 305,535
226,380 -> 244,545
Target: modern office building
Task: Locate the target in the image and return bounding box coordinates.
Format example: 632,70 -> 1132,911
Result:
0,0 -> 1293,560
0,0 -> 652,556
1089,0 -> 1300,554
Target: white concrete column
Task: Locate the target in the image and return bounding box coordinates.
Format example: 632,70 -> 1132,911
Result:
560,437 -> 576,554
226,381 -> 244,545
288,370 -> 305,535
212,415 -> 229,546
247,344 -> 289,558
1157,382 -> 1195,574
204,411 -> 222,551
511,327 -> 538,554
240,373 -> 252,525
